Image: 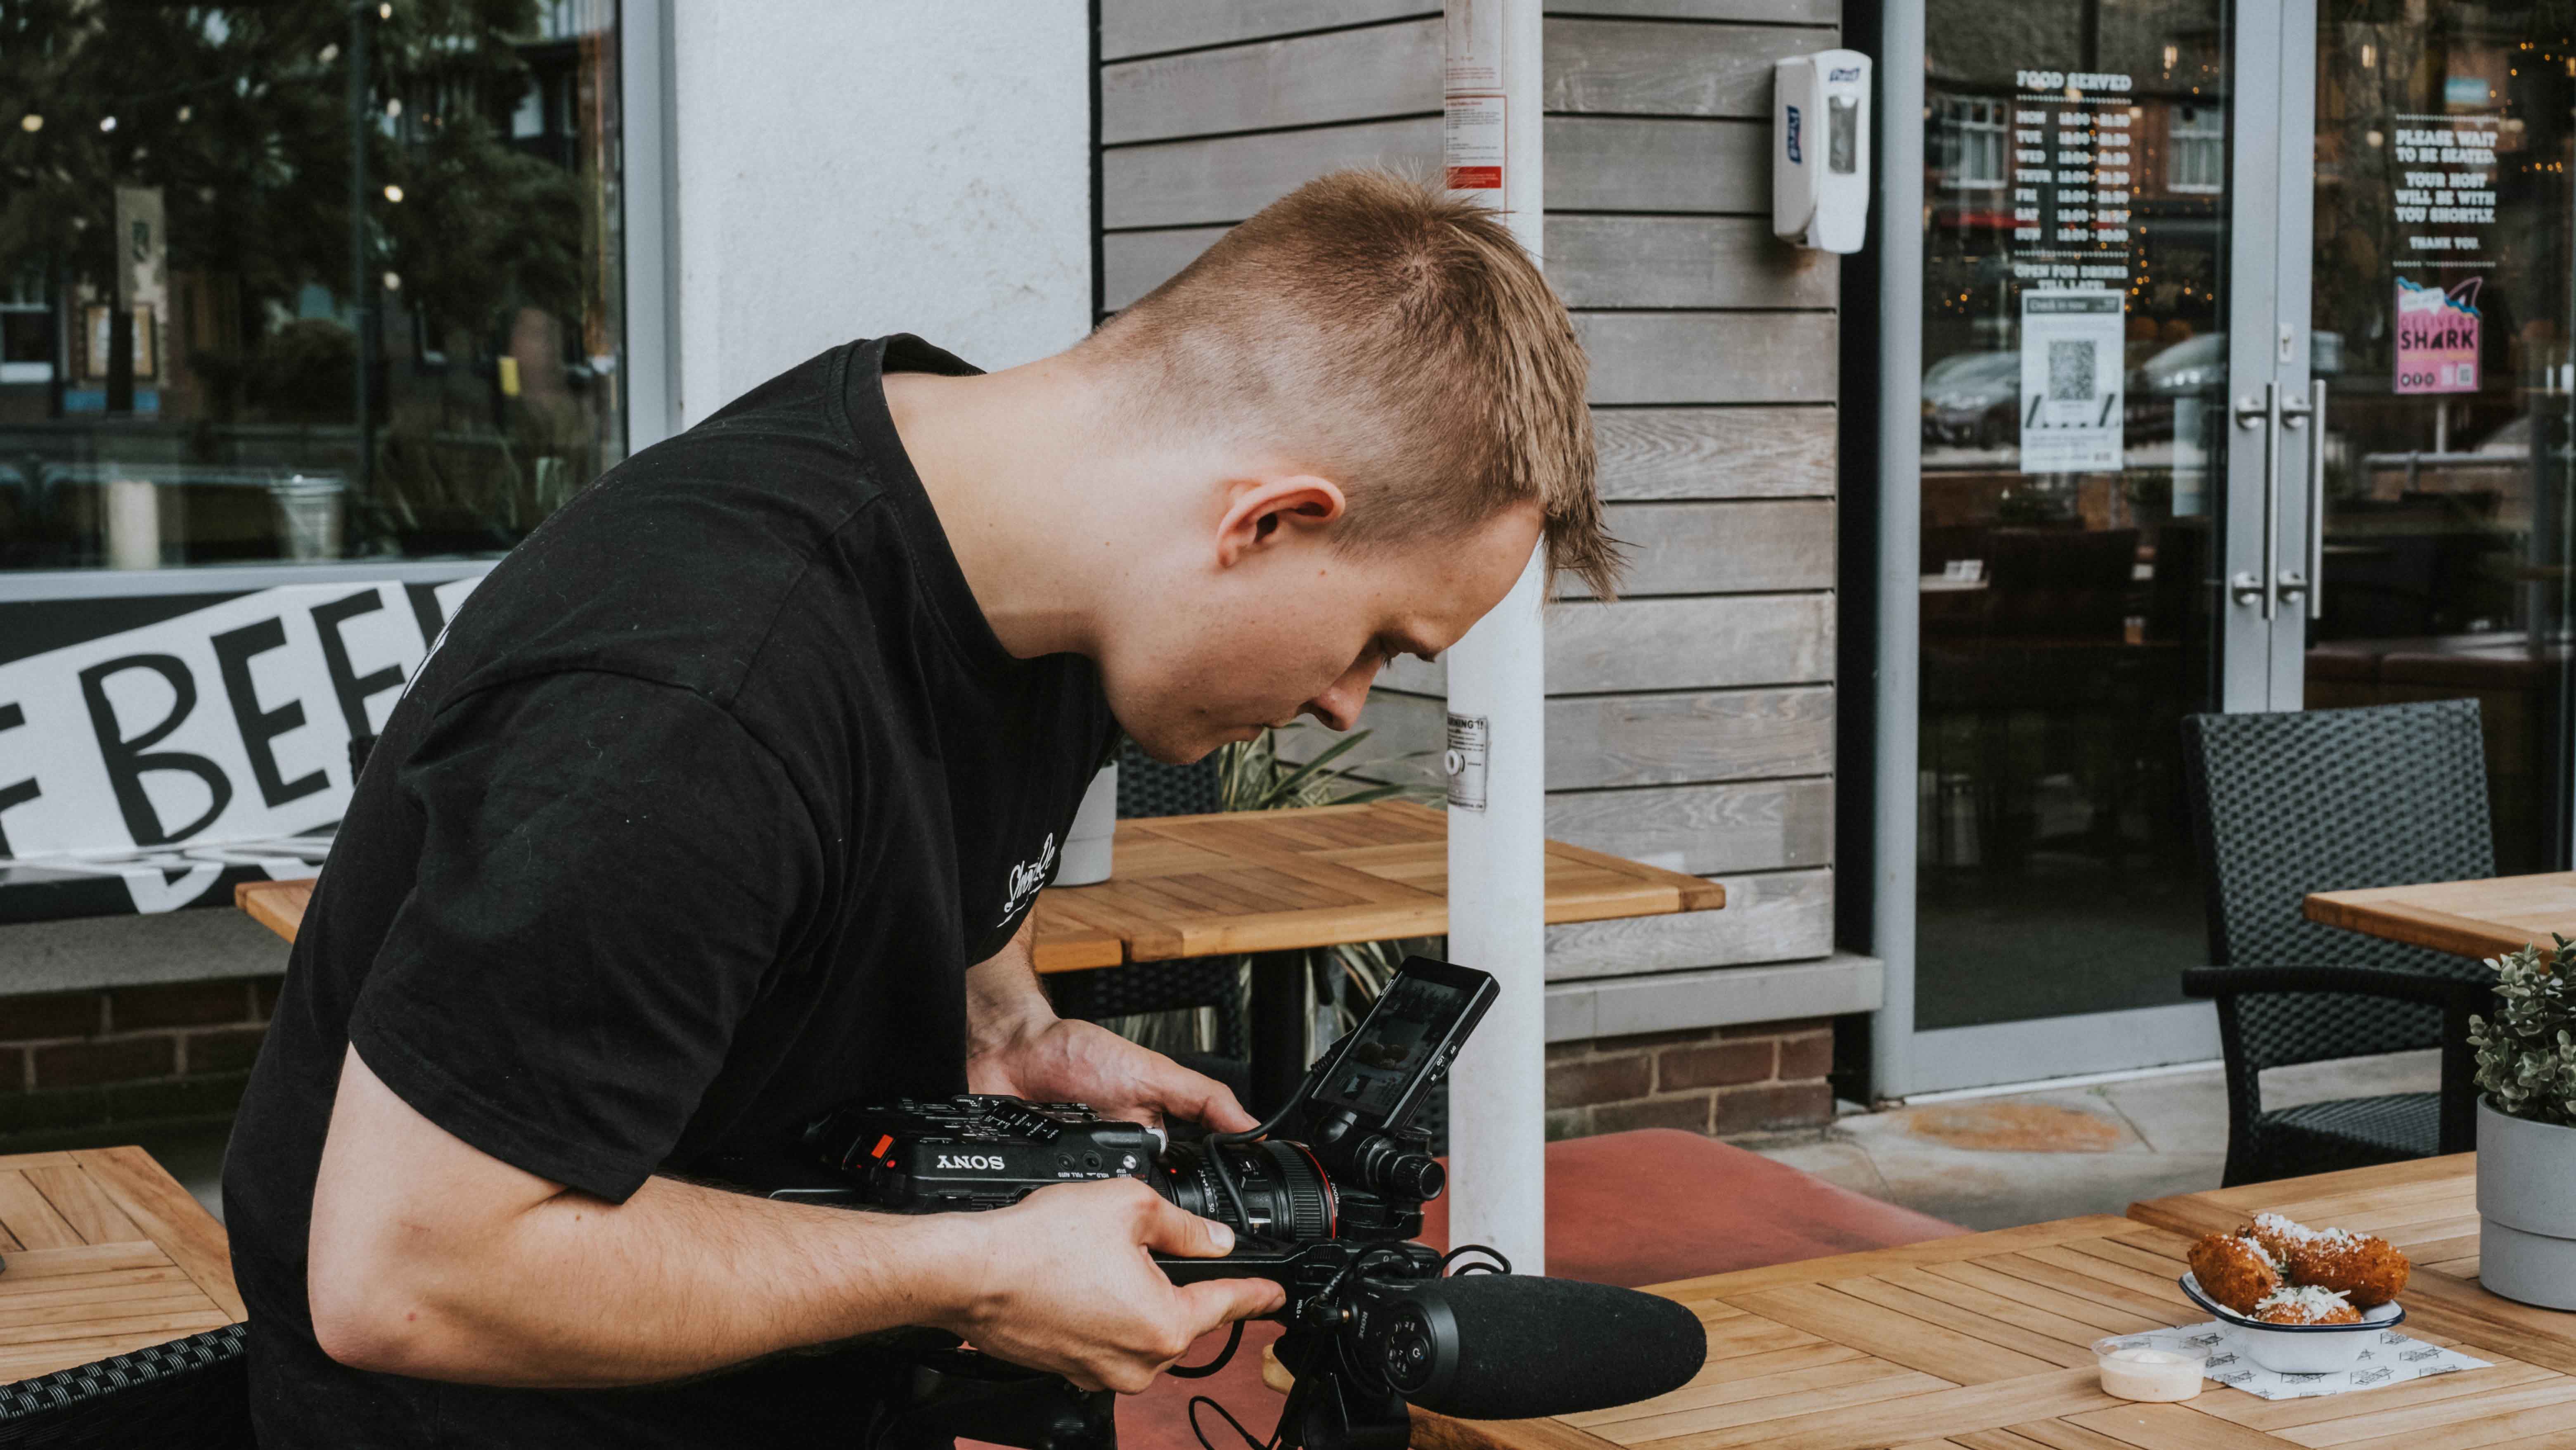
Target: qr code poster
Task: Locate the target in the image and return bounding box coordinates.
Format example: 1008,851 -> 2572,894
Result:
2019,289 -> 2126,474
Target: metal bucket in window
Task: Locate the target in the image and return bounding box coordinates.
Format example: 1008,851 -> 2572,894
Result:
268,473 -> 345,561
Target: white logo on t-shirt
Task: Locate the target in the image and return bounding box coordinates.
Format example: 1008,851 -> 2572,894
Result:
999,832 -> 1057,926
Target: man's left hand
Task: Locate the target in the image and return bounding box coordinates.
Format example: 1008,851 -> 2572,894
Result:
967,1016 -> 1258,1134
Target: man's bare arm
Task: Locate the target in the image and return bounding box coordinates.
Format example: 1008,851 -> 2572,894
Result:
307,1045 -> 1279,1390
961,919 -> 1258,1133
963,915 -> 1057,1057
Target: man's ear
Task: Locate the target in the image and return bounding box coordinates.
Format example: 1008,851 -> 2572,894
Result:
1214,475 -> 1347,569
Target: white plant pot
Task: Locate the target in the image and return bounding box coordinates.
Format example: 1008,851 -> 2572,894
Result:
1056,762 -> 1118,887
2478,1096 -> 2576,1310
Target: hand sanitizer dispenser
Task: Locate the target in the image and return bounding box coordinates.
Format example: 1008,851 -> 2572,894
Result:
1773,50 -> 1871,253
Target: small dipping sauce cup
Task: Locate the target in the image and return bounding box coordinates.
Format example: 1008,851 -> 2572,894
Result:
2091,1338 -> 2206,1402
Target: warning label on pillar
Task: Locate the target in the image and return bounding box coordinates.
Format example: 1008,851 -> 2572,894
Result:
1444,0 -> 1502,91
1444,713 -> 1489,813
1444,95 -> 1507,202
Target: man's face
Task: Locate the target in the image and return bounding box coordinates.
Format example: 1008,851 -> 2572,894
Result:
1104,502 -> 1544,763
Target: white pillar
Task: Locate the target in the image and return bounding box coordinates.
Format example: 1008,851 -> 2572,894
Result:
1441,0 -> 1547,1277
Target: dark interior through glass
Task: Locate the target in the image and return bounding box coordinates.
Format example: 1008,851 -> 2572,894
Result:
0,0 -> 625,572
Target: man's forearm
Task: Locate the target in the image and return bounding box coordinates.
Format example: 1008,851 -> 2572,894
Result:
308,1047 -> 992,1389
345,1174 -> 983,1388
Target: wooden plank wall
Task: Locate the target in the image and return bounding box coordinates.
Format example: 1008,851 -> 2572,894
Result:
1098,0 -> 1842,982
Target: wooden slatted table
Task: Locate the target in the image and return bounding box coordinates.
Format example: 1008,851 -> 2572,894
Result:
0,1146 -> 246,1384
236,801 -> 1724,971
1027,801 -> 1724,966
2304,871 -> 2576,961
239,800 -> 1723,1109
1412,1164 -> 2576,1450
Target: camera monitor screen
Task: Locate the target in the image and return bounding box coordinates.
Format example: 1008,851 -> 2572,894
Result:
1311,960 -> 1495,1124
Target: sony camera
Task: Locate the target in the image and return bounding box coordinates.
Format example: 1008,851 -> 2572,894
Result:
774,959 -> 1700,1450
791,957 -> 1492,1314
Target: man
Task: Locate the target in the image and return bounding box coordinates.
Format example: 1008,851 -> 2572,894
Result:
225,169 -> 1616,1446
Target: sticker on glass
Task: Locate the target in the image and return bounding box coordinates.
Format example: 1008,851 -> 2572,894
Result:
2018,289 -> 2125,474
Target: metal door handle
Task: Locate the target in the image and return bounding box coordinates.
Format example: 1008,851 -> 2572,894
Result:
2275,384 -> 2315,612
2233,385 -> 2282,617
2297,380 -> 2326,621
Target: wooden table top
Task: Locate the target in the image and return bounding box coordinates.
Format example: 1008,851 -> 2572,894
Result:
1415,1158 -> 2576,1450
238,801 -> 1723,974
0,1147 -> 246,1384
2304,871 -> 2576,960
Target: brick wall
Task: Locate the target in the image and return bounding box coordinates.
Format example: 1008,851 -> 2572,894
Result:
0,977 -> 1839,1147
1546,1017 -> 1835,1141
0,976 -> 279,1144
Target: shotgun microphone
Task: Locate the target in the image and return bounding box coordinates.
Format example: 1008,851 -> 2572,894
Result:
1359,1274 -> 1707,1421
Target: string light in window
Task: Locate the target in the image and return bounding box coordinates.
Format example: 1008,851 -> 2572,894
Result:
17,114 -> 38,133
383,271 -> 401,291
98,115 -> 116,132
383,183 -> 404,203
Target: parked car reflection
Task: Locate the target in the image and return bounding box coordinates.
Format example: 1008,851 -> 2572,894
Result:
1922,351 -> 2020,446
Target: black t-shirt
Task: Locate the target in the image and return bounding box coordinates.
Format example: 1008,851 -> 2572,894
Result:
223,336 -> 1120,1448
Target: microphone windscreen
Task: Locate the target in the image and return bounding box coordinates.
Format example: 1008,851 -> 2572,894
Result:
1383,1275 -> 1705,1420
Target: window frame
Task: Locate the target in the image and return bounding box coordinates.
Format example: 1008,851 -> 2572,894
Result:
1935,93 -> 2011,192
2169,101 -> 2226,194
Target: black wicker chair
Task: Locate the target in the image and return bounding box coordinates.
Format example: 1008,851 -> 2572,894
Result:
1043,744 -> 1247,1067
0,1324 -> 252,1448
2178,699 -> 2499,1187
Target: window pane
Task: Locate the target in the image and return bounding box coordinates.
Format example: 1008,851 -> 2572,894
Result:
1917,9 -> 2234,1031
0,1 -> 625,572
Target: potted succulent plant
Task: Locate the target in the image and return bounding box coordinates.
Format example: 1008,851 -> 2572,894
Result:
2470,936 -> 2576,1308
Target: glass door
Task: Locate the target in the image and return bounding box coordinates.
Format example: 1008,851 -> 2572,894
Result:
2294,0 -> 2576,872
1905,0 -> 2265,1088
1888,0 -> 2576,1095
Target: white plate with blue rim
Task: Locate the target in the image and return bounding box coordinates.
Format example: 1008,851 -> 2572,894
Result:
2179,1272 -> 2406,1374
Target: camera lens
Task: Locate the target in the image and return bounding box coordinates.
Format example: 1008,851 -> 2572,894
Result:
1155,1140 -> 1335,1243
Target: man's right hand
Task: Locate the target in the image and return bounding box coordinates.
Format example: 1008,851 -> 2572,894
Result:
938,1179 -> 1286,1393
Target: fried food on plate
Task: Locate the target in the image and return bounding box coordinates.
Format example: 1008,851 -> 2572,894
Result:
2187,1231 -> 2280,1315
2285,1228 -> 2411,1308
2252,1284 -> 2363,1325
2243,1212 -> 2312,1264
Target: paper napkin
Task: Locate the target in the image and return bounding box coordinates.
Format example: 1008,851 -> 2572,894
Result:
2105,1322 -> 2491,1401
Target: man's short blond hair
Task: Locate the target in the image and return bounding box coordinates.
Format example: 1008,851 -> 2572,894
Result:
1083,170 -> 1618,599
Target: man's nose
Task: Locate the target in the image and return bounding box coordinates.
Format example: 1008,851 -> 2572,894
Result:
1301,669 -> 1375,732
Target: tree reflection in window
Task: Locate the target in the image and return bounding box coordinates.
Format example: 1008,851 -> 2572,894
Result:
0,0 -> 623,570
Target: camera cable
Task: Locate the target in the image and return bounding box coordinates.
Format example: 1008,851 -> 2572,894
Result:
1168,1320 -> 1244,1379
1200,1090 -> 1302,1234
1440,1244 -> 1511,1275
